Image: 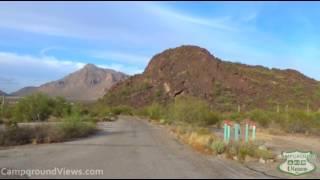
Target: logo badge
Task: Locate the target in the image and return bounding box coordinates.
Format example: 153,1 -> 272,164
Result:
278,151 -> 316,176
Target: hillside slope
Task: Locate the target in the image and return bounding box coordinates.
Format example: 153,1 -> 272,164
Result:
103,45 -> 320,111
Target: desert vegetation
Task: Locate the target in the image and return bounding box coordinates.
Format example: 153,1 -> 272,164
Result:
131,95 -> 320,136
0,93 -> 98,146
168,124 -> 275,163
103,94 -> 319,162
134,96 -> 221,127
134,96 -> 320,135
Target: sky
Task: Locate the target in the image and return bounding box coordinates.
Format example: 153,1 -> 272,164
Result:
0,2 -> 320,93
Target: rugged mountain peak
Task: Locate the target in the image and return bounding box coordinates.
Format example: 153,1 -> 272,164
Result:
82,63 -> 100,72
12,64 -> 128,101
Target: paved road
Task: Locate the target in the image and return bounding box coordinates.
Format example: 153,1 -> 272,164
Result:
0,116 -> 271,179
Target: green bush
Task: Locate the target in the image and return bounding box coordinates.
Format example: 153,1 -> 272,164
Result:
210,140 -> 226,154
58,115 -> 97,139
110,105 -> 133,115
255,149 -> 274,160
13,93 -> 52,122
86,103 -> 112,118
222,112 -> 245,122
238,143 -> 256,161
170,96 -> 220,126
12,93 -> 72,122
247,109 -> 270,128
145,102 -> 166,120
224,142 -> 274,162
0,115 -> 97,146
284,110 -> 312,134
51,96 -> 72,117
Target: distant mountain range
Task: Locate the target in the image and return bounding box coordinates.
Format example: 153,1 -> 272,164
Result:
10,64 -> 128,101
10,86 -> 37,97
0,90 -> 7,96
103,45 -> 320,111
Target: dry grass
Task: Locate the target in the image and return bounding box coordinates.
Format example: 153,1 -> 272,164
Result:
170,126 -> 216,154
0,121 -> 97,147
169,124 -> 276,162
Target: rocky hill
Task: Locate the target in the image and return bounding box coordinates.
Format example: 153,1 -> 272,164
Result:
13,64 -> 128,101
103,45 -> 320,111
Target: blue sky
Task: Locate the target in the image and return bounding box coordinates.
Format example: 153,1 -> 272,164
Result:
0,2 -> 320,93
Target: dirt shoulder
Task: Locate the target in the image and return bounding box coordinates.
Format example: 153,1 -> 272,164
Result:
244,131 -> 320,179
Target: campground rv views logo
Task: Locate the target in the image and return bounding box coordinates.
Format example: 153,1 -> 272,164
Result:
278,151 -> 317,176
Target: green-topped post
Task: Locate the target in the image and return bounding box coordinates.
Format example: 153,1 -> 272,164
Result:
245,123 -> 249,143
234,123 -> 240,142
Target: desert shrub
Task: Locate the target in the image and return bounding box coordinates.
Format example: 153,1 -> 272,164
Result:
0,115 -> 97,146
224,142 -> 274,162
310,112 -> 320,134
86,103 -> 112,118
133,107 -> 149,117
173,125 -> 191,135
51,96 -> 72,117
0,126 -> 33,146
31,125 -> 53,143
221,112 -> 246,123
110,105 -> 133,115
145,102 -> 166,120
226,142 -> 240,158
58,115 -> 97,139
236,109 -> 320,135
170,96 -> 220,126
12,93 -> 72,122
238,143 -> 256,161
255,148 -> 274,160
210,140 -> 226,154
283,110 -> 312,134
247,109 -> 270,128
13,93 -> 53,122
194,127 -> 211,135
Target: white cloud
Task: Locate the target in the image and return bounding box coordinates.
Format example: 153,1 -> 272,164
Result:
0,52 -> 85,70
92,51 -> 150,65
0,4 -> 146,45
0,51 -> 144,93
144,3 -> 236,32
0,51 -> 86,92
